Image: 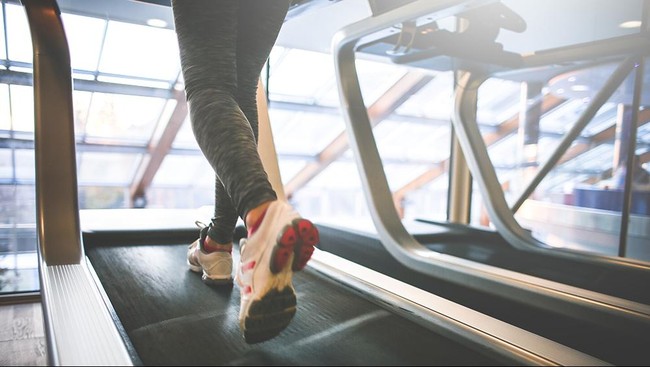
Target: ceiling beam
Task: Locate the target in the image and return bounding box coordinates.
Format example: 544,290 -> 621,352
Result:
129,89 -> 187,207
284,71 -> 435,198
640,150 -> 650,165
559,108 -> 650,165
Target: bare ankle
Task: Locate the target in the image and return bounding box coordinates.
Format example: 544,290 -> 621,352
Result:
245,200 -> 274,234
203,236 -> 232,253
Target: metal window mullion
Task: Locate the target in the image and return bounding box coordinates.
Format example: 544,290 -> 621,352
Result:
619,57 -> 645,257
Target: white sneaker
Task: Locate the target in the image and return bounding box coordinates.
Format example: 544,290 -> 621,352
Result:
235,201 -> 319,343
187,222 -> 233,285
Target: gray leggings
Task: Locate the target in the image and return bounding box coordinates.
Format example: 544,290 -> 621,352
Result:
171,0 -> 291,243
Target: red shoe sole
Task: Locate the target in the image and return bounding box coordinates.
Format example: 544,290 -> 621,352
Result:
270,218 -> 319,274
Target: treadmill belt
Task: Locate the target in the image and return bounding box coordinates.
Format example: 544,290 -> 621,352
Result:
85,242 -> 500,366
413,219 -> 650,304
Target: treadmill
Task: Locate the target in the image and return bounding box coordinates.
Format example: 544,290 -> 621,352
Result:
324,0 -> 650,364
22,0 -> 608,365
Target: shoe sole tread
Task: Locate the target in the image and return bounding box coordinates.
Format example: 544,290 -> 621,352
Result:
243,218 -> 319,343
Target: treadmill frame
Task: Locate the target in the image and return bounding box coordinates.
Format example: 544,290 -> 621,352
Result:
332,0 -> 650,331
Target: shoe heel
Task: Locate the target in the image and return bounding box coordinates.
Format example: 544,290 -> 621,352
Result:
292,218 -> 318,271
270,224 -> 298,273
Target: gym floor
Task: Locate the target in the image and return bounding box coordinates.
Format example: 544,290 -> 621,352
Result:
0,302 -> 47,366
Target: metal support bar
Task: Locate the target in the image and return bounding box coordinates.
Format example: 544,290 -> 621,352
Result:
257,78 -> 286,201
454,71 -> 551,251
447,126 -> 473,224
446,19 -> 473,225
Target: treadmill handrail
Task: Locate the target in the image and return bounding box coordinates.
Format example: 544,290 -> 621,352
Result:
25,0 -> 82,266
331,0 -> 650,332
23,0 -> 134,364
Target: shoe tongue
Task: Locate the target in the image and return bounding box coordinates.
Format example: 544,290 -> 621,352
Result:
247,208 -> 268,238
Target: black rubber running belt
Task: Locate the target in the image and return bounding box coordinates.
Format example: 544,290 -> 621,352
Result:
84,238 -> 499,366
412,219 -> 650,304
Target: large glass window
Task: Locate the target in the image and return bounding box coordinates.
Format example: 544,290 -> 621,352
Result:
99,20 -> 180,83
1,0 -> 647,295
476,59 -> 650,261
